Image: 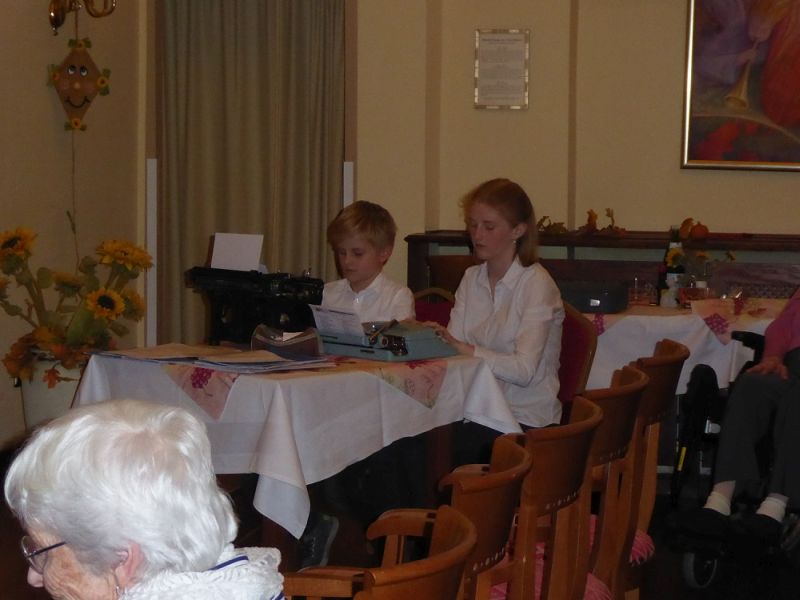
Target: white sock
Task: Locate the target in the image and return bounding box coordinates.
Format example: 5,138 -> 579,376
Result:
756,494 -> 787,523
704,490 -> 732,516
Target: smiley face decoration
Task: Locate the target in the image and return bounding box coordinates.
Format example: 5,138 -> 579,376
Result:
48,38 -> 110,131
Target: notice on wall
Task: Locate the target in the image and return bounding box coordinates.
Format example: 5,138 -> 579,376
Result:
474,29 -> 529,110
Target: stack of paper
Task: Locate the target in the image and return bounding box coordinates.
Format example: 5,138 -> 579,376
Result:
98,344 -> 333,374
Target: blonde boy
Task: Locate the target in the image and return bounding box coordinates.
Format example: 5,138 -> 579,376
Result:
323,201 -> 414,322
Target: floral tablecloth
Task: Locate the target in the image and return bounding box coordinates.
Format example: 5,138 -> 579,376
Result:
584,300 -> 783,393
164,357 -> 449,419
690,298 -> 786,343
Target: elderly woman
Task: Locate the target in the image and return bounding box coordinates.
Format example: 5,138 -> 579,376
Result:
4,399 -> 284,600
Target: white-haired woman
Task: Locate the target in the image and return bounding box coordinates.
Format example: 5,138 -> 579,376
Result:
4,399 -> 284,600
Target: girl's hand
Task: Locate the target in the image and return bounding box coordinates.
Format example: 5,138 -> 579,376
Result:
434,327 -> 474,356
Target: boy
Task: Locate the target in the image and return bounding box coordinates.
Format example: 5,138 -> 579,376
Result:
302,201 -> 414,567
323,200 -> 414,322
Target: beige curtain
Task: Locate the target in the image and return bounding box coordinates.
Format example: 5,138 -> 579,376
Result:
157,0 -> 344,343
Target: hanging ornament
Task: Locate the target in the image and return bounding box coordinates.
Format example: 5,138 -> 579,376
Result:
48,38 -> 110,131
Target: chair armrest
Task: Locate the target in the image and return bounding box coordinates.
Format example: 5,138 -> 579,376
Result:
731,330 -> 765,358
438,464 -> 489,491
366,508 -> 436,541
283,568 -> 364,599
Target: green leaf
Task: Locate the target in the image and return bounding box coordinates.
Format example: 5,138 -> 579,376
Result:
2,304 -> 22,316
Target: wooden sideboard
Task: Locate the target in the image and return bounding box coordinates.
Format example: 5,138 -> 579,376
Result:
405,230 -> 800,296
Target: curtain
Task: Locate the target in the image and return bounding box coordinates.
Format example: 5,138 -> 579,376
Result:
158,0 -> 344,343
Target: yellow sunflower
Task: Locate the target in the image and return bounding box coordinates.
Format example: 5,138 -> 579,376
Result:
0,227 -> 36,260
121,287 -> 146,320
85,288 -> 125,320
665,247 -> 685,268
96,240 -> 153,271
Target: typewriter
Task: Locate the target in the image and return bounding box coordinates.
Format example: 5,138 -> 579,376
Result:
186,266 -> 323,344
321,321 -> 458,362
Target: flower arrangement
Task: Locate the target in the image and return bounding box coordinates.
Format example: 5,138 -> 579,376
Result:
665,246 -> 736,282
0,225 -> 151,387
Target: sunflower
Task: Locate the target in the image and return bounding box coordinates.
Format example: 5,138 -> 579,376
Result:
96,240 -> 153,271
665,247 -> 685,269
85,288 -> 125,320
0,227 -> 36,260
121,287 -> 146,320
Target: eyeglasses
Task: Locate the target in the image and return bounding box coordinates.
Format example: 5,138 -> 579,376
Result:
21,536 -> 66,574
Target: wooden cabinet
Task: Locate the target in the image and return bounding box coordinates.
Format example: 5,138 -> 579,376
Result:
405,230 -> 800,295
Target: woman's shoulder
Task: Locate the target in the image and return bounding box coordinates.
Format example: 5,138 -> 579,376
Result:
516,263 -> 562,300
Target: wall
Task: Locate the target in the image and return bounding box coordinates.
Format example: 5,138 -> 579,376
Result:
360,0 -> 800,294
0,3 -> 145,446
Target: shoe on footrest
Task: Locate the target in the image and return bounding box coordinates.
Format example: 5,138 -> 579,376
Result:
677,507 -> 730,539
740,513 -> 782,546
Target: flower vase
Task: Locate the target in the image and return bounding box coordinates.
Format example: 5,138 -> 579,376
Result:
19,360 -> 81,429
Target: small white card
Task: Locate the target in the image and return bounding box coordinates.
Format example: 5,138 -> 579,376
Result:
210,233 -> 264,271
310,305 -> 365,336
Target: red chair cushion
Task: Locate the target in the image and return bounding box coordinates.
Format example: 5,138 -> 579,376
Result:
414,298 -> 454,327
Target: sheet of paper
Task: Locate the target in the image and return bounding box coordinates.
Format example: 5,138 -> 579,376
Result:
99,343 -> 239,361
210,232 -> 264,271
310,305 -> 365,336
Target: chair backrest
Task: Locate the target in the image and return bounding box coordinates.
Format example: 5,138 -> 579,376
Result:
557,302 -> 598,418
629,338 -> 689,533
601,339 -> 689,599
573,365 -> 649,598
283,505 -> 477,600
439,435 -> 533,600
414,287 -> 456,327
508,397 -> 602,600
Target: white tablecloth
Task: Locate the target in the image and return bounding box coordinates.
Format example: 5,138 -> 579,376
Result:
585,304 -> 774,394
74,353 -> 519,538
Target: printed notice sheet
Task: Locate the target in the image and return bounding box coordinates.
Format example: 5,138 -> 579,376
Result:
310,305 -> 364,336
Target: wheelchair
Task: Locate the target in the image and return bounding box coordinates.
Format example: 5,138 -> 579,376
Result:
668,331 -> 800,590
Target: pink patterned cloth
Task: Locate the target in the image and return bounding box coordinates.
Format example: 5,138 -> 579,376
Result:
489,572 -> 611,600
375,359 -> 447,408
163,364 -> 239,419
691,298 -> 787,344
587,515 -> 655,565
593,313 -> 606,335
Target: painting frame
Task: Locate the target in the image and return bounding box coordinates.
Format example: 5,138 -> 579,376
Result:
474,28 -> 530,110
682,0 -> 800,171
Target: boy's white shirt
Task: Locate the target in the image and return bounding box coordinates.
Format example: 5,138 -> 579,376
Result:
322,272 -> 415,322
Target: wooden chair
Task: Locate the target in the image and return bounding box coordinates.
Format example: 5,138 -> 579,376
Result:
558,302 -> 598,421
414,287 -> 456,327
488,396 -> 603,600
622,339 -> 690,600
574,366 -> 649,600
283,504 -> 477,600
435,434 -> 533,600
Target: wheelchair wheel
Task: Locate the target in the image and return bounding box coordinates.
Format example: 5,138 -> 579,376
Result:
682,551 -> 718,589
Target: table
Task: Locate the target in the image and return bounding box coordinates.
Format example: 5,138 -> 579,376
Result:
74,352 -> 520,538
585,298 -> 785,393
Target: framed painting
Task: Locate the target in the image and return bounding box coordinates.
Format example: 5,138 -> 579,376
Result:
682,0 -> 800,171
